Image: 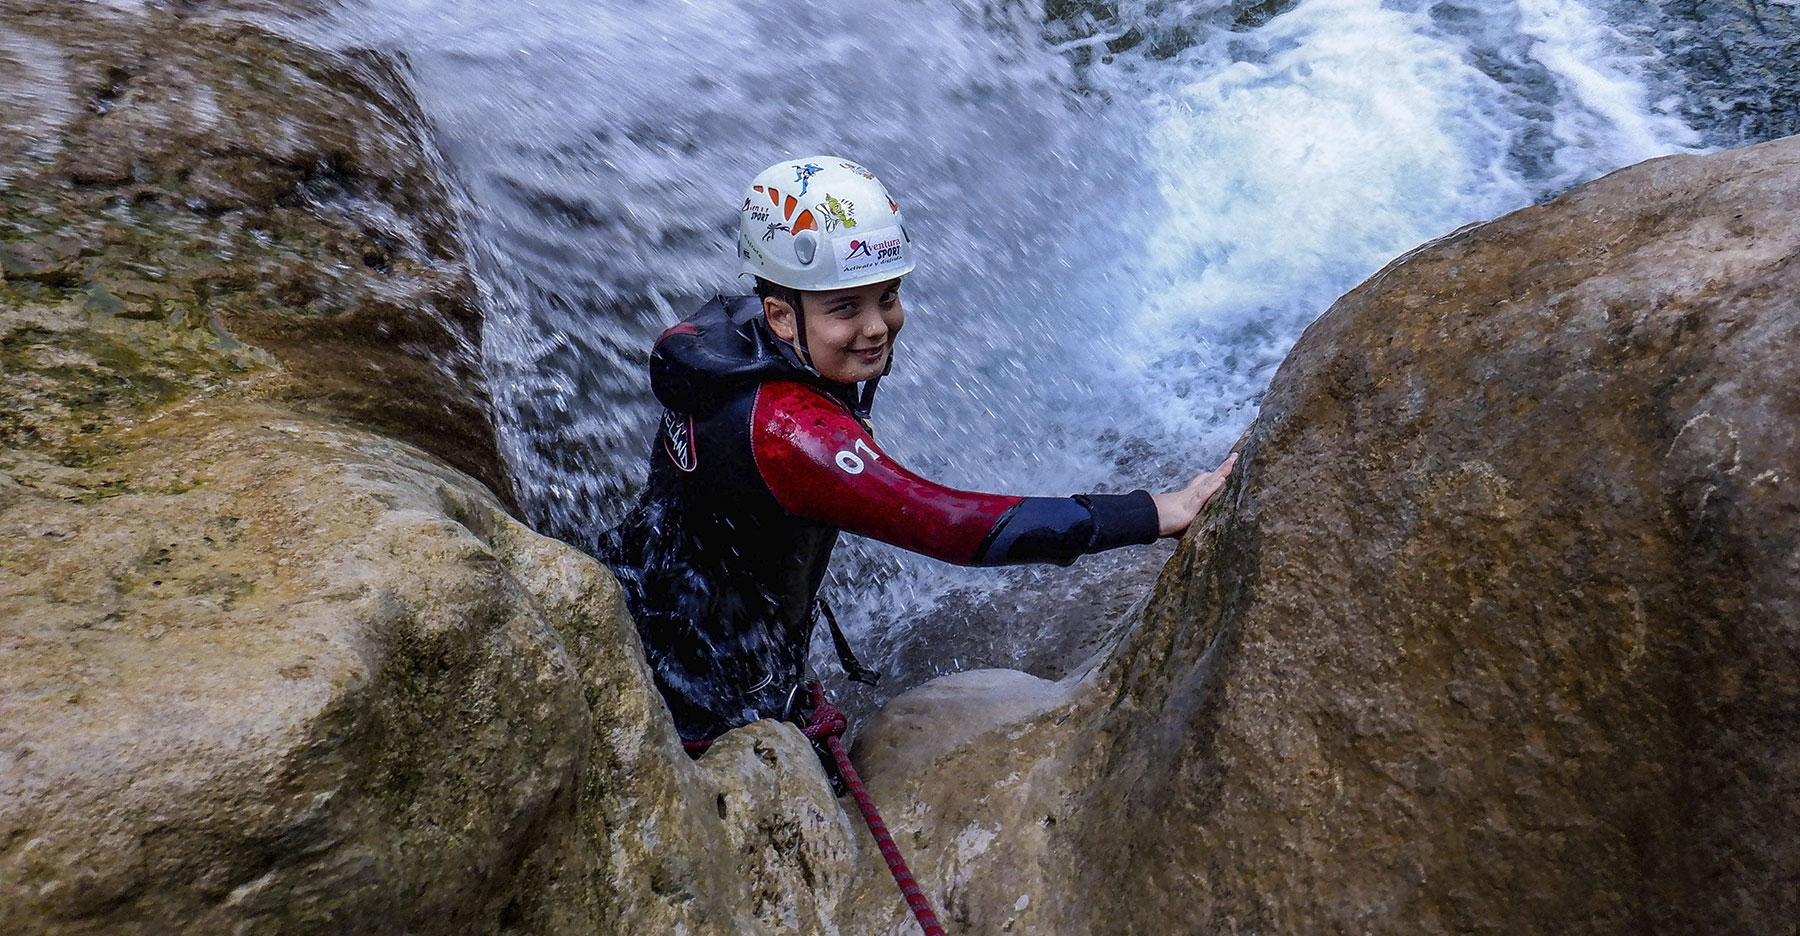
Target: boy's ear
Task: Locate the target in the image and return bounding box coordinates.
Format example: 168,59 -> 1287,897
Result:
763,296 -> 797,342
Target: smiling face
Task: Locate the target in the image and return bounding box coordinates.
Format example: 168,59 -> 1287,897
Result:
764,279 -> 905,385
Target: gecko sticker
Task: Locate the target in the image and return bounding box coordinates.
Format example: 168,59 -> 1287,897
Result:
747,186 -> 814,237
822,194 -> 856,231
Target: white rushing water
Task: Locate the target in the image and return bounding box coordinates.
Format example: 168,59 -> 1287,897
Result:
315,0 -> 1706,696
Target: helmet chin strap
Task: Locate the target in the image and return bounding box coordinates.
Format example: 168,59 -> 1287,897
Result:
787,292 -> 890,421
790,293 -> 817,373
856,338 -> 893,420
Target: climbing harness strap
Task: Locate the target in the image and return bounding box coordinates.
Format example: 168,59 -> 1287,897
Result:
818,598 -> 882,687
800,682 -> 947,936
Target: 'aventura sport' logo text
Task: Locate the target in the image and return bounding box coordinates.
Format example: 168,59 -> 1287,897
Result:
834,225 -> 905,281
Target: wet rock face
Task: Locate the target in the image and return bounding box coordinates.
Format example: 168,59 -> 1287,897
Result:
1083,133 -> 1800,935
1,6 -> 907,933
0,0 -> 507,500
861,135 -> 1800,935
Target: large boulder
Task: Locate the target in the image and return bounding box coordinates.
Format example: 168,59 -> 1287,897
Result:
859,133 -> 1800,935
0,405 -> 583,933
0,402 -> 886,934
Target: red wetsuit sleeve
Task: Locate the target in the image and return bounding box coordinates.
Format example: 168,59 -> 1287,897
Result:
751,381 -> 1023,565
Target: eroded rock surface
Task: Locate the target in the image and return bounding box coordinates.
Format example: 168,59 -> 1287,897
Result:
1,406 -> 581,933
1650,0 -> 1800,144
861,134 -> 1800,935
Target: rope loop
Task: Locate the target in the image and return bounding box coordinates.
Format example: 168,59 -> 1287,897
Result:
800,690 -> 848,742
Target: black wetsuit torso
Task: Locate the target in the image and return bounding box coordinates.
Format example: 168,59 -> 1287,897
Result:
599,295 -> 1160,742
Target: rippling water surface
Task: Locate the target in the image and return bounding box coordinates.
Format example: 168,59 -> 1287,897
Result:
312,0 -> 1762,700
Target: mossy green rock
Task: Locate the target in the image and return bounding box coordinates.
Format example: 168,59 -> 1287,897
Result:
0,0 -> 506,499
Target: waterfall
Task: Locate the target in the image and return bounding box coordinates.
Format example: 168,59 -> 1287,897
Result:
313,0 -> 1755,701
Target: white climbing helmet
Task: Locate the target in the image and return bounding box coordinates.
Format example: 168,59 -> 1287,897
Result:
737,156 -> 914,291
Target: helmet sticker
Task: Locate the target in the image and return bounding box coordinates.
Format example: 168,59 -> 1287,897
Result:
822,194 -> 856,231
835,225 -> 906,282
741,157 -> 914,287
793,163 -> 823,194
750,182 -> 821,245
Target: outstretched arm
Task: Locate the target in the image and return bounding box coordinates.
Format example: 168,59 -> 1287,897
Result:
751,382 -> 1232,566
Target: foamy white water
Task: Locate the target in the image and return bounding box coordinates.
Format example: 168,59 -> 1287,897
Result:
1104,0 -> 1703,451
311,0 -> 1712,698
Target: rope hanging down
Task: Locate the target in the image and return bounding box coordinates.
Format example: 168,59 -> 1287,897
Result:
680,684 -> 950,934
801,682 -> 948,936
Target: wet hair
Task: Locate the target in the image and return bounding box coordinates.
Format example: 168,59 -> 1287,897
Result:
752,277 -> 803,312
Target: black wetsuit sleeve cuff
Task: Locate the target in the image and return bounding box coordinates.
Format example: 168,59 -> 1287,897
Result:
1076,490 -> 1160,552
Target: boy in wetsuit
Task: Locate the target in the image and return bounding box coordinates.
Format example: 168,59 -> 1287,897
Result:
599,157 -> 1236,747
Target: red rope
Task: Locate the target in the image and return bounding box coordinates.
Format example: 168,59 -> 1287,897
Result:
801,681 -> 948,936
680,686 -> 950,935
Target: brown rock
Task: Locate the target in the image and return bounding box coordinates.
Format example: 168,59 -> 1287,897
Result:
4,6 -> 916,932
861,134 -> 1800,935
0,237 -> 86,286
0,402 -> 899,935
0,405 -> 585,934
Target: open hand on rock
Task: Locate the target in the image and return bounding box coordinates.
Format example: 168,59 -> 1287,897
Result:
1152,452 -> 1239,538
